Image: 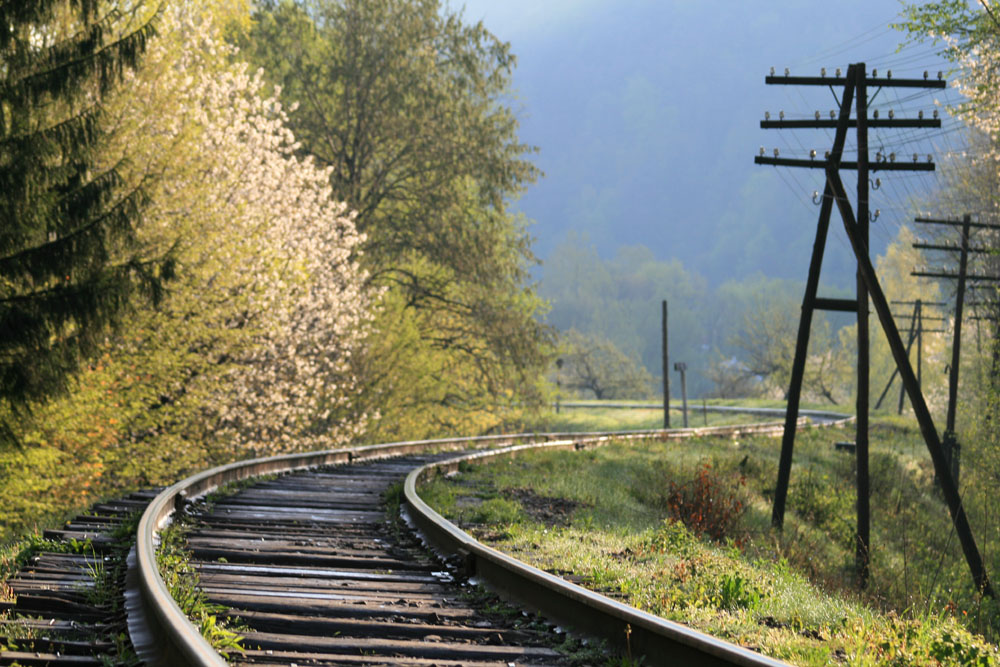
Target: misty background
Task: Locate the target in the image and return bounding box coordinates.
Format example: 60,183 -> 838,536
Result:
455,0 -> 961,396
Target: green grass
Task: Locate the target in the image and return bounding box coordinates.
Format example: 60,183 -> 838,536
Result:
516,401 -> 785,434
157,521 -> 245,658
421,420 -> 1000,665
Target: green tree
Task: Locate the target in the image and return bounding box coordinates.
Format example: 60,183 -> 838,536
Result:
540,235 -> 711,395
0,0 -> 165,443
240,0 -> 552,437
558,329 -> 653,400
731,293 -> 851,405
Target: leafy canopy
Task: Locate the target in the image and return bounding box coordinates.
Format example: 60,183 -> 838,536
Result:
241,0 -> 554,437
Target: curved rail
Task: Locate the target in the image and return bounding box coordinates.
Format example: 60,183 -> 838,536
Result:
128,410 -> 851,665
404,442 -> 786,666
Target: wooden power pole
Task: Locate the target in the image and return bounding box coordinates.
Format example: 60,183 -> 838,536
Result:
912,214 -> 1000,486
756,64 -> 992,595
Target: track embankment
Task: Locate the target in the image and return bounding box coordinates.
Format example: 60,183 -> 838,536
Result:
2,409 -> 852,665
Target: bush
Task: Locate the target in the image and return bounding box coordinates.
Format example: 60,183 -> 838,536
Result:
644,461 -> 747,543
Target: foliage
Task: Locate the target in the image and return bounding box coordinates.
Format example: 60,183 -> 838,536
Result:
894,2 -> 1000,392
240,0 -> 553,439
556,329 -> 653,400
103,2 -> 372,459
704,355 -> 763,399
0,0 -> 374,540
157,521 -> 244,658
658,462 -> 747,543
541,237 -> 711,395
0,0 -> 167,444
731,291 -> 852,405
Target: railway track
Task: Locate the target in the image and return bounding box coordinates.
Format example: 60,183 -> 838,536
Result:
2,410 -> 850,666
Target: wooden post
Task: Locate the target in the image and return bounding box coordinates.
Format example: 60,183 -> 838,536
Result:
674,362 -> 688,428
899,300 -> 923,415
876,303 -> 919,410
771,73 -> 855,529
662,300 -> 670,429
944,214 -> 972,486
854,63 -> 871,588
555,358 -> 563,414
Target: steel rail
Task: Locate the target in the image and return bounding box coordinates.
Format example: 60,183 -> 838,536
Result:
404,439 -> 791,666
129,411 -> 851,666
128,434 -> 524,666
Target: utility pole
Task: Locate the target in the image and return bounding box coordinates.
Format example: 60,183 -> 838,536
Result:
912,214 -> 1000,486
874,300 -> 946,414
662,300 -> 670,429
756,64 -> 993,596
897,300 -> 924,416
674,362 -> 688,428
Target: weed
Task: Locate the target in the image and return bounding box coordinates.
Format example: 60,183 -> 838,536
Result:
716,572 -> 762,612
157,521 -> 244,658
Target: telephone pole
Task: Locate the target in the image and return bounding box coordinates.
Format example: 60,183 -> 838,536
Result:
912,214 -> 1000,486
874,300 -> 947,414
756,64 -> 992,595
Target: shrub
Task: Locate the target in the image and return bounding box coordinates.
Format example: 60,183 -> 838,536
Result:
662,462 -> 747,543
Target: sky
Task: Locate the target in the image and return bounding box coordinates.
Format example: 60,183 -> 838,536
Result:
448,0 -> 963,289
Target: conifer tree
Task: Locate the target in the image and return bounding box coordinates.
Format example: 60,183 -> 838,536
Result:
0,0 -> 163,442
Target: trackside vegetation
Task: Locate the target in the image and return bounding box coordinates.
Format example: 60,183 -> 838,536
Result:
421,420 -> 1000,665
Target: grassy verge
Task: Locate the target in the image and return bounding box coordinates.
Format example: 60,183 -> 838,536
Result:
515,401 -> 791,434
383,482 -> 636,665
156,520 -> 245,658
154,477 -> 281,659
420,421 -> 1000,665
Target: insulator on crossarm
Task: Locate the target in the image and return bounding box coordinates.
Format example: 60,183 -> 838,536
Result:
913,153 -> 918,162
774,147 -> 780,157
889,152 -> 896,162
815,110 -> 821,120
887,70 -> 892,79
821,67 -> 826,77
779,110 -> 785,120
919,110 -> 924,119
836,67 -> 842,77
888,109 -> 894,119
933,109 -> 939,119
784,67 -> 790,76
938,71 -> 943,80
924,70 -> 929,80
759,146 -> 765,156
770,66 -> 775,76
830,110 -> 836,119
872,68 -> 878,77
873,109 -> 879,119
765,111 -> 770,120
810,149 -> 816,159
927,154 -> 933,163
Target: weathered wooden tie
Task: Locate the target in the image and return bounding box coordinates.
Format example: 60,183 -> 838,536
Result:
184,456 -> 569,666
0,489 -> 159,666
